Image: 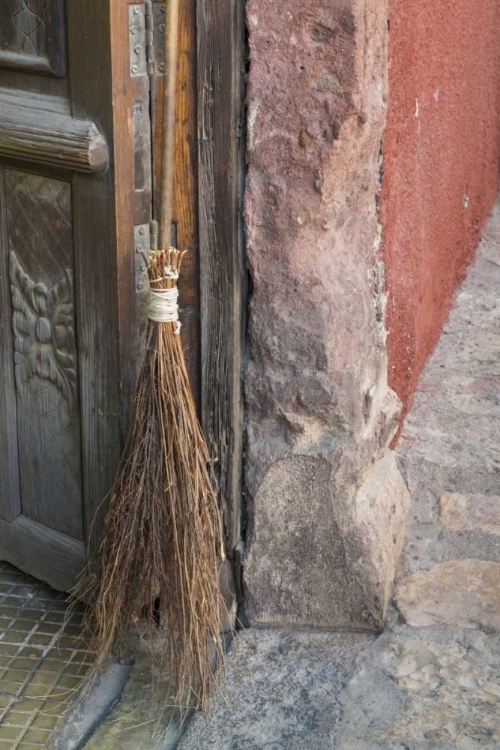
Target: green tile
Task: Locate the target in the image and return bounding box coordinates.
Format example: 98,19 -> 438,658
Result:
1,596 -> 22,607
22,728 -> 52,743
13,699 -> 44,712
1,631 -> 25,644
55,636 -> 81,649
58,675 -> 83,690
28,634 -> 53,647
17,648 -> 43,660
0,645 -> 20,656
0,695 -> 13,708
0,725 -> 23,740
49,648 -> 73,661
30,672 -> 58,687
0,607 -> 21,618
36,623 -> 60,636
4,669 -> 30,683
43,613 -> 66,624
63,662 -> 90,677
0,657 -> 12,668
10,659 -> 36,672
14,620 -> 36,633
2,710 -> 33,726
16,610 -> 42,622
23,684 -> 53,698
0,681 -> 21,695
30,713 -> 59,729
36,659 -> 65,674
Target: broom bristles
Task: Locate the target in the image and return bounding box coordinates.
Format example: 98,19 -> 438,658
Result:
73,249 -> 227,713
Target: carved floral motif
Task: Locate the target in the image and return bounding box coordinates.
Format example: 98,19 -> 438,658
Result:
0,0 -> 47,58
9,250 -> 77,411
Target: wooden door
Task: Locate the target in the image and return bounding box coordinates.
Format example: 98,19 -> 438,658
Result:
0,0 -> 153,592
0,0 -> 245,598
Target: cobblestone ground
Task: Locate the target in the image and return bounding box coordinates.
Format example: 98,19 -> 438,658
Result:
0,562 -> 91,749
395,197 -> 500,628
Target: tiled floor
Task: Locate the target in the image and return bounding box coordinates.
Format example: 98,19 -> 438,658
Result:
0,561 -> 92,749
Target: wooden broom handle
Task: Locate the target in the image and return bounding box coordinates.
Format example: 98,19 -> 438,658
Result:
159,0 -> 180,251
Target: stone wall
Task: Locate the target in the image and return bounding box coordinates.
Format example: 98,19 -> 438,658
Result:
243,0 -> 409,629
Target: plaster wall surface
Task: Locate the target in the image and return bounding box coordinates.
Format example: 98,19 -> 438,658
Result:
381,0 -> 500,419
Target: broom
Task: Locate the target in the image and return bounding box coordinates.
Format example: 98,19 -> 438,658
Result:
74,0 -> 226,712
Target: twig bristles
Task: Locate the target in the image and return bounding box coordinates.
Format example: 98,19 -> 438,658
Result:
73,248 -> 227,714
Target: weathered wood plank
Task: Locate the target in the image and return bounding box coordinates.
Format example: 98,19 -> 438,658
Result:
109,0 -> 152,437
0,515 -> 86,592
5,170 -> 84,541
0,167 -> 21,523
0,88 -> 108,172
67,0 -> 122,558
197,0 -> 246,552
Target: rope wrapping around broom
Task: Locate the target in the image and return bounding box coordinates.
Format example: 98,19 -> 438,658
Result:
148,284 -> 181,333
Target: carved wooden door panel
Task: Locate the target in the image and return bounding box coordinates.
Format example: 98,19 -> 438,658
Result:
0,0 -> 153,591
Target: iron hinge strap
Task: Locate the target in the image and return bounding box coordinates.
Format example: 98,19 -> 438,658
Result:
145,0 -> 155,76
129,2 -> 165,78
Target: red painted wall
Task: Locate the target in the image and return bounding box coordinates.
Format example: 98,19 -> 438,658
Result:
381,0 -> 500,423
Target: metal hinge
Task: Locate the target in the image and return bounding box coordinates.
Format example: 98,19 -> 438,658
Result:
134,223 -> 150,292
134,220 -> 158,293
129,2 -> 165,78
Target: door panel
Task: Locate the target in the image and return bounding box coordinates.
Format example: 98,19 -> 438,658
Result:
5,170 -> 83,541
0,0 -> 66,76
0,0 -> 125,591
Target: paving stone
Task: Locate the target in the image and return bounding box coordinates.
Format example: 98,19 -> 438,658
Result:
440,492 -> 500,535
396,201 -> 500,624
178,624 -> 500,750
396,559 -> 500,628
179,629 -> 375,750
336,626 -> 500,750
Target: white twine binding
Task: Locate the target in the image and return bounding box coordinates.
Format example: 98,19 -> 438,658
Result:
148,284 -> 181,334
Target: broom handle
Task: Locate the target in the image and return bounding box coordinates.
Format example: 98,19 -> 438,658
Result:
159,0 -> 180,251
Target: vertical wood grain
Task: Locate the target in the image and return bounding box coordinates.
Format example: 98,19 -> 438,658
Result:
5,170 -> 83,540
109,0 -> 152,437
66,0 -> 122,557
197,0 -> 246,552
0,166 -> 21,523
152,0 -> 200,408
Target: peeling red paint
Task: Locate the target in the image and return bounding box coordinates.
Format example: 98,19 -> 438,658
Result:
381,0 -> 500,427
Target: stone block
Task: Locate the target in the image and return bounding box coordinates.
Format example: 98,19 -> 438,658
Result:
245,451 -> 409,629
440,492 -> 500,536
244,0 -> 405,629
179,629 -> 375,750
395,559 -> 500,629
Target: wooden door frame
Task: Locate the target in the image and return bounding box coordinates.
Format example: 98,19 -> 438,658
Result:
197,0 -> 247,580
76,0 -> 247,573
